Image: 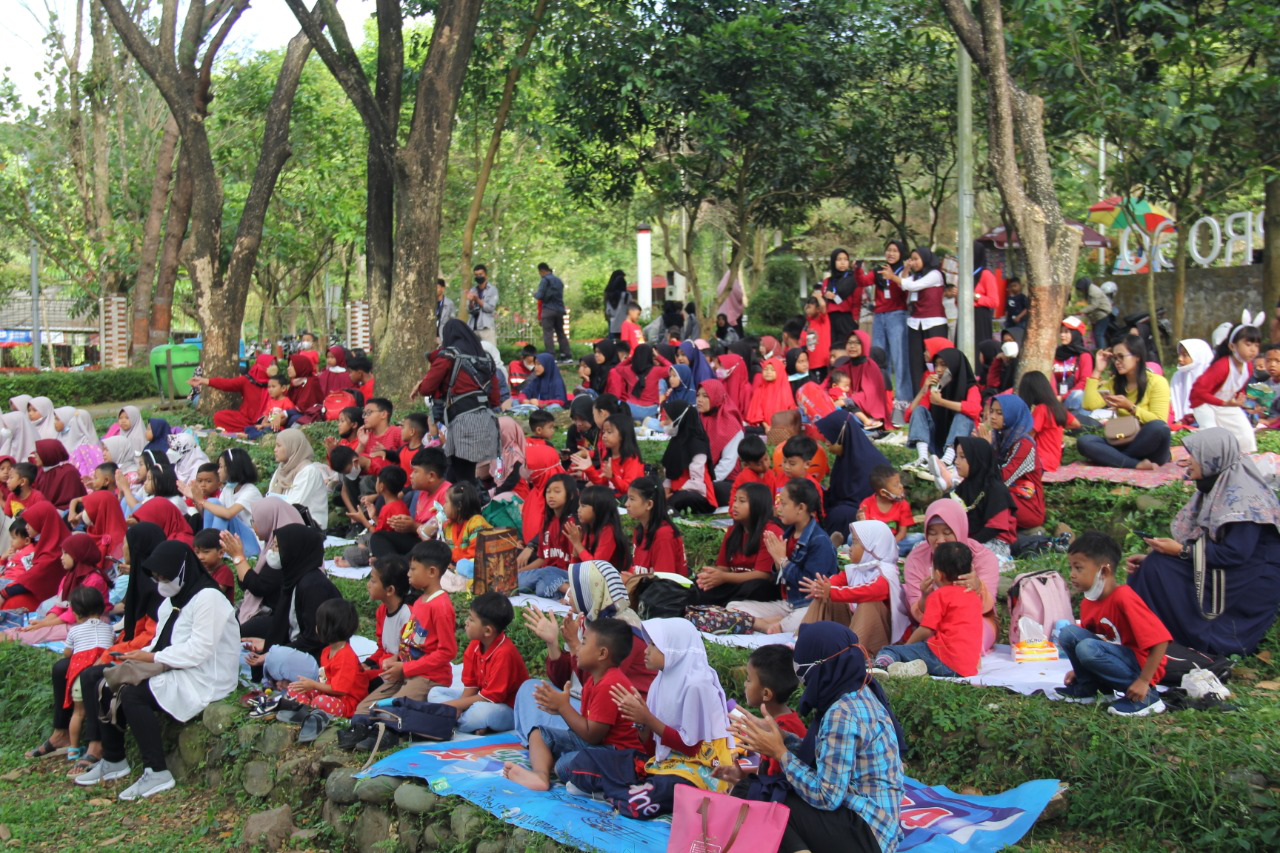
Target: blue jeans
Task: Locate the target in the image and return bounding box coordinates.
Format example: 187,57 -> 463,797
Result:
907,407 -> 974,457
519,566 -> 570,599
202,500 -> 261,558
1077,420 -> 1171,468
1057,625 -> 1140,695
1063,389 -> 1087,420
877,641 -> 958,677
627,402 -> 658,421
872,309 -> 910,394
261,644 -> 319,684
512,677 -> 581,746
428,686 -> 516,733
897,532 -> 924,560
536,724 -> 593,781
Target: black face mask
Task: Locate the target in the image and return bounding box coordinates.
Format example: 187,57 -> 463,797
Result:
1195,471 -> 1220,494
1252,368 -> 1271,384
474,276 -> 486,285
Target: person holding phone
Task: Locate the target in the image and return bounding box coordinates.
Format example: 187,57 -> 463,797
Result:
872,241 -> 912,399
1077,335 -> 1171,470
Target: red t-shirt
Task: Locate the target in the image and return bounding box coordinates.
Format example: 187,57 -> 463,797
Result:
322,643 -> 370,717
461,634 -> 529,707
920,583 -> 983,677
715,521 -> 784,574
804,312 -> 831,370
587,454 -> 645,498
858,496 -> 915,535
631,522 -> 688,576
762,710 -> 808,774
727,467 -> 766,511
1079,585 -> 1171,683
375,499 -> 411,532
1032,405 -> 1065,473
576,524 -> 627,567
208,560 -> 236,603
398,442 -> 423,472
582,666 -> 645,751
400,590 -> 457,684
620,320 -> 644,349
355,377 -> 375,401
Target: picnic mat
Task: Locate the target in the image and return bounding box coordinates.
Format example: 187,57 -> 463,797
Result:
948,644 -> 1073,698
324,559 -> 372,580
1043,446 -> 1188,487
359,734 -> 1060,853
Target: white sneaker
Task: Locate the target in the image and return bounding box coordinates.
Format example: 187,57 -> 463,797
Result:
118,768 -> 175,800
74,758 -> 131,786
901,458 -> 928,472
886,660 -> 929,678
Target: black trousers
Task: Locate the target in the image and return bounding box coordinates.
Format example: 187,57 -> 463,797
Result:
779,792 -> 881,853
541,314 -> 572,359
447,457 -> 477,486
240,612 -> 275,639
100,681 -> 171,772
908,321 -> 949,397
974,306 -> 994,345
370,529 -> 420,560
51,657 -> 72,730
668,490 -> 715,515
690,576 -> 779,607
77,665 -> 108,743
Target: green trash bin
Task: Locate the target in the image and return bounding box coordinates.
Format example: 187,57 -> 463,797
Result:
149,343 -> 202,398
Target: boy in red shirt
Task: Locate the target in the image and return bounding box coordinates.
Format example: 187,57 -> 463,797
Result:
875,541 -> 982,677
357,398 -> 403,476
858,465 -> 919,557
727,435 -> 769,510
1058,532 -> 1171,717
397,413 -> 428,472
803,293 -> 832,381
742,645 -> 805,777
507,345 -> 538,393
349,465 -> 410,537
192,528 -> 236,603
620,302 -> 645,349
347,355 -> 375,403
504,617 -> 644,790
430,592 -> 529,734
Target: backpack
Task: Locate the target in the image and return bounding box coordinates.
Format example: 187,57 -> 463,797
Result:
323,391 -> 357,420
1006,569 -> 1074,644
795,382 -> 836,424
1158,642 -> 1233,687
635,577 -> 692,619
439,347 -> 496,412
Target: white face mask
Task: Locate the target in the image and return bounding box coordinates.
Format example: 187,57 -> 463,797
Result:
663,424 -> 678,437
715,367 -> 729,379
265,550 -> 282,570
1002,341 -> 1020,359
1082,569 -> 1107,601
344,469 -> 360,481
166,447 -> 182,464
156,566 -> 184,598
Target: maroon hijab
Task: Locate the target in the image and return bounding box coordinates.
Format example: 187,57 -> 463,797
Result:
33,439 -> 87,510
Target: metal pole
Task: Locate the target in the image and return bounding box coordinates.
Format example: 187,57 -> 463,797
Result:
29,239 -> 41,370
955,21 -> 975,362
1097,137 -> 1107,267
636,224 -> 652,317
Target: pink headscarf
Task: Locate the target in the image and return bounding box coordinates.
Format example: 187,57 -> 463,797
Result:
716,270 -> 745,326
902,499 -> 999,648
716,352 -> 752,415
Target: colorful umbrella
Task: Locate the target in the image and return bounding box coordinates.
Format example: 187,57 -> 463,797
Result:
977,220 -> 1109,249
1087,196 -> 1173,233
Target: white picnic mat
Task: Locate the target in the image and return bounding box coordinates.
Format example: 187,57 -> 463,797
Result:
324,559 -> 371,580
941,644 -> 1072,698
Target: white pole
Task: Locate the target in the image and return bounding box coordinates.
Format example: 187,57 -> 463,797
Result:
29,239 -> 41,370
1097,137 -> 1108,267
636,224 -> 652,316
955,20 -> 975,361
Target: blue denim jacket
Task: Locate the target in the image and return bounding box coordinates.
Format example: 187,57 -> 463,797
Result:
779,517 -> 838,605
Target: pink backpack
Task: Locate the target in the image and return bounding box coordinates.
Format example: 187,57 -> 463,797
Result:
1007,568 -> 1074,644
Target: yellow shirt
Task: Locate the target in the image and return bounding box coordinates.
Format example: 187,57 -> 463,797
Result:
1082,372 -> 1170,423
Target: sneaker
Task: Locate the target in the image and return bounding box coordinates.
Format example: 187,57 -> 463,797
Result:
338,721 -> 371,751
901,458 -> 928,472
1055,683 -> 1098,704
248,694 -> 282,721
885,660 -> 929,678
75,758 -> 131,786
118,768 -> 176,800
354,728 -> 400,753
928,456 -> 955,492
1107,693 -> 1166,717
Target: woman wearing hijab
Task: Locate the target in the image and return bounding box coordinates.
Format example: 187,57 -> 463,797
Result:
617,343 -> 668,421
592,339 -> 623,398
32,439 -> 87,511
319,346 -> 354,395
660,364 -> 697,409
28,397 -> 59,441
716,271 -> 745,333
143,419 -> 172,457
1129,428 -> 1280,656
518,353 -> 568,408
986,327 -> 1025,393
81,489 -> 129,561
872,240 -> 912,397
826,330 -> 889,429
903,500 -> 1000,652
733,623 -> 904,853
100,435 -> 139,483
286,352 -> 325,416
697,379 -> 745,496
663,399 -> 718,514
785,348 -> 813,397
802,520 -> 910,655
900,246 -> 948,396
58,409 -> 102,477
815,411 -> 891,539
714,349 -> 753,415
1054,317 -> 1095,420
986,393 -> 1044,530
165,432 -> 209,485
0,501 -> 69,612
678,341 -> 714,389
224,498 -> 304,636
188,353 -> 276,433
745,357 -> 795,427
820,248 -> 866,350
1170,338 -> 1214,426
265,430 -> 328,529
130,497 -> 195,546
604,269 -> 630,337
415,319 -> 501,485
904,343 -> 980,477
73,540 -> 240,799
952,436 -> 1017,559
243,524 -> 341,686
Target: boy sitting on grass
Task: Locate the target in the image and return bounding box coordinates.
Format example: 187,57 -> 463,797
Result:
875,541 -> 982,677
504,617 -> 644,791
429,592 -> 529,734
1058,531 -> 1171,717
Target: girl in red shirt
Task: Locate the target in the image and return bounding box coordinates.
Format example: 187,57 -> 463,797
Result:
692,481 -> 781,607
283,599 -> 369,718
584,413 -> 644,497
1018,371 -> 1076,473
625,477 -> 687,577
517,474 -> 578,599
564,485 -> 631,570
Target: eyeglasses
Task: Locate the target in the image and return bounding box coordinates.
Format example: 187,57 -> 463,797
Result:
793,645 -> 853,683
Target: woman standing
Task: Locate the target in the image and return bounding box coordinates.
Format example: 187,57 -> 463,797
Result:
414,319 -> 501,485
1129,428 -> 1280,656
819,249 -> 866,353
1077,335 -> 1171,469
900,247 -> 948,396
604,270 -> 630,338
872,242 -> 911,398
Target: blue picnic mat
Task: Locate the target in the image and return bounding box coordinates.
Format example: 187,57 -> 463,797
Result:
359,734 -> 1059,852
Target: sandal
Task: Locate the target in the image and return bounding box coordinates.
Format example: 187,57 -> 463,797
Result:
66,747 -> 83,761
24,738 -> 65,760
67,756 -> 100,777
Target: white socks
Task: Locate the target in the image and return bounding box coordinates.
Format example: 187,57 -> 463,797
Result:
915,442 -> 929,463
941,447 -> 956,466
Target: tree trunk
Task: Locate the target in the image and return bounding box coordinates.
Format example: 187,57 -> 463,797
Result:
130,116 -> 180,363
376,0 -> 485,403
1265,176 -> 1280,344
150,146 -> 192,350
459,0 -> 552,287
366,0 -> 403,344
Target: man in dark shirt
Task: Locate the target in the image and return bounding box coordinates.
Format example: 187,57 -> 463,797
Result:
534,262 -> 573,361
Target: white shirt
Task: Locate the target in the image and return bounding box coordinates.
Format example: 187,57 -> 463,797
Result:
380,602 -> 412,656
218,483 -> 263,525
714,432 -> 745,481
147,588 -> 241,722
268,464 -> 329,529
900,269 -> 945,330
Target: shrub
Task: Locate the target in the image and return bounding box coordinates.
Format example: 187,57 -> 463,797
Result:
749,255 -> 805,330
0,368 -> 154,406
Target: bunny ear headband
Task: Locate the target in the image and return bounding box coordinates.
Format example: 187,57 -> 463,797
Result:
1226,309 -> 1266,347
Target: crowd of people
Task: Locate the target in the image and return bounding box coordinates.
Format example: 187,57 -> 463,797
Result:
0,251 -> 1277,853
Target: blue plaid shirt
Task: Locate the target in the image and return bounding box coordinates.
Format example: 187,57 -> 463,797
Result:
781,688 -> 903,852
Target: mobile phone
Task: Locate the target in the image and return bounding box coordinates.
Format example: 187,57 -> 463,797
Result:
1136,531 -> 1156,540
109,651 -> 125,658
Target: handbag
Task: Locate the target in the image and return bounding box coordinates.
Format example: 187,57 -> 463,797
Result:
103,660 -> 169,689
666,785 -> 790,853
472,527 -> 523,596
1104,415 -> 1141,446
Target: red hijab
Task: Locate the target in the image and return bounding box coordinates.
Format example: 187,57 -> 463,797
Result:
717,352 -> 753,416
289,353 -> 325,411
131,498 -> 195,546
320,346 -> 354,395
248,353 -> 275,385
827,330 -> 887,422
746,357 -> 795,426
13,501 -> 70,601
32,439 -> 87,510
521,441 -> 564,543
698,379 -> 742,463
83,489 -> 128,561
60,532 -> 109,594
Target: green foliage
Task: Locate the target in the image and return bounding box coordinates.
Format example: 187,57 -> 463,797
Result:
749,255 -> 805,329
0,369 -> 153,407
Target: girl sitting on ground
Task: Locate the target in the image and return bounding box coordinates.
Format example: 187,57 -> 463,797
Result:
564,485 -> 631,570
279,599 -> 369,720
441,481 -> 492,570
517,474 -> 578,600
626,477 -> 687,578
661,399 -> 719,515
691,482 -> 782,607
578,413 -> 644,498
951,437 -> 1017,563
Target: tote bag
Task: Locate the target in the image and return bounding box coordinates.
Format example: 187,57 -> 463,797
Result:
666,784 -> 789,853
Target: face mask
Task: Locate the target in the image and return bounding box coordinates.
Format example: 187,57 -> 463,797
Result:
299,341 -> 313,350
1082,569 -> 1107,601
166,447 -> 182,464
156,566 -> 184,599
265,550 -> 282,570
716,367 -> 729,379
1002,341 -> 1020,359
344,468 -> 360,481
474,276 -> 485,285
663,424 -> 678,437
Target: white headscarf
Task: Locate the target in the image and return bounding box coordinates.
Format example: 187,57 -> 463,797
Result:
58,408 -> 98,452
101,435 -> 138,476
28,397 -> 58,440
1170,339 -> 1213,422
117,405 -> 147,457
642,618 -> 731,761
166,431 -> 209,483
845,520 -> 911,646
1,410 -> 38,463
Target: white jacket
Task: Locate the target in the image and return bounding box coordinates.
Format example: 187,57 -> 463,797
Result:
147,588 -> 241,722
268,463 -> 330,530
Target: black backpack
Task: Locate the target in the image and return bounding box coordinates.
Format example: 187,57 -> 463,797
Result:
1158,642 -> 1233,687
439,347 -> 496,411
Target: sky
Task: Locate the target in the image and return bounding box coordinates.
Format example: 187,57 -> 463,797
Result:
1,0 -> 372,107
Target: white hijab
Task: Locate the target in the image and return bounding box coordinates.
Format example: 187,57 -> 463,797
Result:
58,408 -> 98,452
166,431 -> 209,483
28,397 -> 58,440
845,520 -> 911,646
0,410 -> 38,463
1170,339 -> 1213,422
642,618 -> 731,761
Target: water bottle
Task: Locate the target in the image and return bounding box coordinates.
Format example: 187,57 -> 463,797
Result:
1050,619 -> 1073,646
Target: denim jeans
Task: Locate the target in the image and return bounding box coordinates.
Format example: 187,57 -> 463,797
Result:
202,499 -> 261,558
512,678 -> 581,746
897,532 -> 924,560
907,407 -> 975,457
537,724 -> 594,781
876,641 -> 957,677
428,686 -> 516,733
1076,420 -> 1171,468
261,644 -> 320,684
627,402 -> 658,421
519,566 -> 570,599
1057,624 -> 1141,695
872,309 -> 911,394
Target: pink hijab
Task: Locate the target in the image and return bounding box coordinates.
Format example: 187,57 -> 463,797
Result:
902,499 -> 999,648
715,270 -> 745,326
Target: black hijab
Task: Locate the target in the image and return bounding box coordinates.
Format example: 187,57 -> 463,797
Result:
870,346 -> 892,390
827,247 -> 855,297
661,300 -> 684,331
913,246 -> 940,274
972,240 -> 987,276
660,399 -> 712,478
1055,327 -> 1088,361
630,344 -> 658,397
594,339 -> 620,392
122,522 -> 166,642
276,523 -> 326,591
932,348 -> 977,450
440,318 -> 485,358
144,540 -> 220,652
998,328 -> 1025,391
954,437 -> 1016,538
604,269 -> 628,306
785,347 -> 811,395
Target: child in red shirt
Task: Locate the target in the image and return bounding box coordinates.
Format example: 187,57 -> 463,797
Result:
620,303 -> 645,349
0,518 -> 35,586
563,485 -> 631,569
504,617 -> 645,791
284,600 -> 369,718
517,473 -> 578,599
692,481 -> 781,607
857,465 -> 917,556
876,541 -> 982,677
1058,532 -> 1171,717
507,345 -> 537,392
726,435 -> 769,510
193,528 -> 237,603
430,592 -> 529,734
803,293 -> 832,380
350,466 -> 410,535
743,645 -> 806,777
625,477 -> 688,577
